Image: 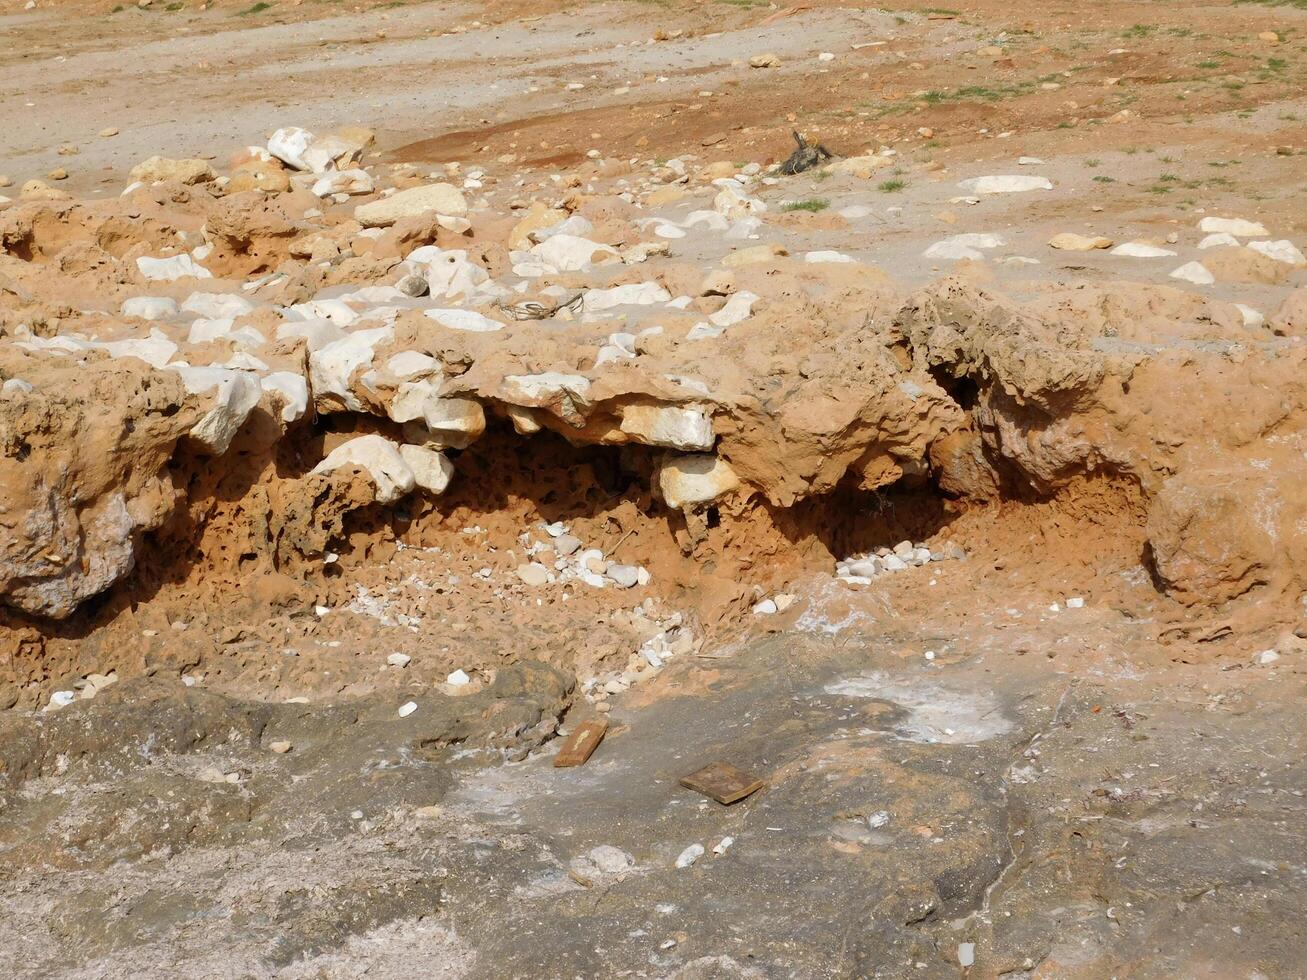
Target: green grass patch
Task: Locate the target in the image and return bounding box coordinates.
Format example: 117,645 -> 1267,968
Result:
877,179 -> 907,193
1123,24 -> 1156,38
781,198 -> 830,213
1092,175 -> 1116,183
237,0 -> 273,13
919,81 -> 1036,105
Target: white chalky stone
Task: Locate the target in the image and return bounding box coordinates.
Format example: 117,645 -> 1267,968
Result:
1198,216 -> 1268,237
675,844 -> 705,868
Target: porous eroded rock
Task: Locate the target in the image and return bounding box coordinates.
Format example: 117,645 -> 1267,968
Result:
1147,462 -> 1307,605
0,349 -> 198,618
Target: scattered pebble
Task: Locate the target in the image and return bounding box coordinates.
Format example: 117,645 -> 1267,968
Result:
675,843 -> 705,868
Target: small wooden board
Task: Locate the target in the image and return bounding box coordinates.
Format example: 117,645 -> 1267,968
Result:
553,719 -> 609,768
679,761 -> 764,805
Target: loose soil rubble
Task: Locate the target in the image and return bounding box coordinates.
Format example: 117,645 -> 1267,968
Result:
1,0 -> 1306,976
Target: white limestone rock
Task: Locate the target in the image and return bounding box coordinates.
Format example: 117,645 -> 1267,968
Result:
289,298 -> 358,327
657,454 -> 741,509
530,234 -> 620,272
401,395 -> 486,449
122,296 -> 177,321
1198,232 -> 1239,250
405,246 -> 492,300
1234,303 -> 1264,328
276,317 -> 344,351
804,250 -> 857,264
502,373 -> 592,425
1198,216 -> 1268,238
398,444 -> 454,495
713,186 -> 766,219
260,371 -> 310,424
187,318 -> 266,347
423,308 -> 504,332
923,233 -> 1005,261
181,292 -> 255,319
355,184 -> 468,227
267,127 -> 315,171
1170,261 -> 1214,286
311,434 -> 415,504
301,134 -> 365,174
516,563 -> 550,586
386,350 -> 441,379
1248,239 -> 1306,267
955,175 -> 1052,194
308,325 -> 394,412
173,366 -> 262,455
100,332 -> 179,368
606,563 -> 640,589
620,404 -> 715,451
1110,242 -> 1177,258
709,290 -> 758,328
530,214 -> 595,242
137,254 -> 212,282
311,169 -> 374,197
583,282 -> 671,311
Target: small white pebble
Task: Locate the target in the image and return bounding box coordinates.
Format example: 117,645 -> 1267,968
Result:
675,843 -> 705,868
958,943 -> 976,968
447,669 -> 471,686
397,701 -> 417,717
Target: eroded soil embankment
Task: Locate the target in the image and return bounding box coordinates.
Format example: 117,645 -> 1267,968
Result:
1,123 -> 1305,711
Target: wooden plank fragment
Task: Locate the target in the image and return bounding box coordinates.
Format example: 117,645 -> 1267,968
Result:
679,761 -> 764,805
553,719 -> 609,768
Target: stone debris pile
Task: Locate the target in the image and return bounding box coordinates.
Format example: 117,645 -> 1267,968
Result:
836,541 -> 966,585
516,521 -> 652,590
581,601 -> 695,711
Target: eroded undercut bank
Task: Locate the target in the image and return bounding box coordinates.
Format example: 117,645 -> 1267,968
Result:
2,131 -> 1305,716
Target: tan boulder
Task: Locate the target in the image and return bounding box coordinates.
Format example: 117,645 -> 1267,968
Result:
130,156 -> 216,185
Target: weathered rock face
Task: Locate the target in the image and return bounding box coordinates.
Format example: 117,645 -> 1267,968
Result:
1,148 -> 1303,628
1147,460 -> 1307,606
900,279 -> 1307,606
0,349 -> 198,618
